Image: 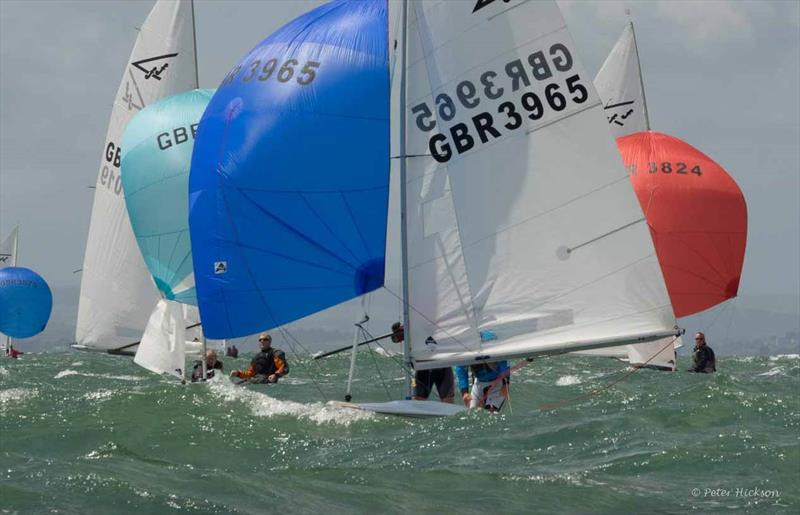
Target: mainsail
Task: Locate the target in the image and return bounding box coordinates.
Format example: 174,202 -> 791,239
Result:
0,226 -> 18,269
594,22 -> 649,138
403,0 -> 678,369
76,0 -> 198,351
189,0 -> 390,339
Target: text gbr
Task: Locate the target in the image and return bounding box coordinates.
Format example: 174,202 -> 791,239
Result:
411,43 -> 590,163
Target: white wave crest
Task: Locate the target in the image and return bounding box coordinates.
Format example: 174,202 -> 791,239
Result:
757,367 -> 785,377
769,354 -> 799,361
556,375 -> 582,386
208,380 -> 373,425
83,389 -> 114,401
54,369 -> 141,381
0,387 -> 38,407
0,366 -> 8,377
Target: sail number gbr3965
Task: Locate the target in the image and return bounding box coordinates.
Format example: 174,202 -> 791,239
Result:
410,43 -> 590,163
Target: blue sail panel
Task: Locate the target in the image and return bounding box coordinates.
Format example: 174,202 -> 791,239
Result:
0,267 -> 52,339
189,0 -> 389,339
121,89 -> 214,305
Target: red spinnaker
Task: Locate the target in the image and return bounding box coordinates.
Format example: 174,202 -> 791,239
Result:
618,131 -> 747,317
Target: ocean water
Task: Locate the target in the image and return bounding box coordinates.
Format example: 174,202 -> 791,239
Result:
1,351 -> 798,514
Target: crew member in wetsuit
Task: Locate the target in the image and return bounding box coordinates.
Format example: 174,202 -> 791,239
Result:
191,350 -> 223,382
392,322 -> 455,403
455,360 -> 510,411
230,333 -> 288,384
688,332 -> 716,373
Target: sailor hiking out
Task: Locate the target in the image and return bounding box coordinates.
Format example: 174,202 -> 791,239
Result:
230,333 -> 288,384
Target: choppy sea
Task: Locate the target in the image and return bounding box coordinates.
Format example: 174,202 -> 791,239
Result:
1,350 -> 798,514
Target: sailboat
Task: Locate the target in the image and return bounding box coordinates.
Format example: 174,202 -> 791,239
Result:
0,226 -> 19,352
187,0 -> 680,417
121,89 -> 219,380
75,0 -> 198,355
585,20 -> 747,370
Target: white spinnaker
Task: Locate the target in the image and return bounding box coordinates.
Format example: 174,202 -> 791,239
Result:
404,0 -> 676,370
134,300 -> 186,380
593,22 -> 649,138
76,0 -> 197,350
0,226 -> 18,269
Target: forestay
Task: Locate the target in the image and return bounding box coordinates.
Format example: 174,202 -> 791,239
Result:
593,22 -> 649,138
121,89 -> 214,306
76,0 -> 198,350
404,0 -> 677,370
189,0 -> 390,339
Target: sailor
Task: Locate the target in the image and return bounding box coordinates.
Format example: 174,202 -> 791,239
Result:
191,350 -> 223,382
455,361 -> 510,411
230,333 -> 288,384
687,332 -> 716,373
226,345 -> 239,358
392,323 -> 455,403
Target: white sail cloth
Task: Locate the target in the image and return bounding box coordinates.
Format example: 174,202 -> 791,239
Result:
403,1 -> 677,369
594,23 -> 649,138
0,227 -> 18,268
76,0 -> 198,350
134,299 -> 186,380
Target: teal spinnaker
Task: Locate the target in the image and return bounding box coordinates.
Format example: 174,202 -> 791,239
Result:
121,89 -> 214,305
189,1 -> 389,339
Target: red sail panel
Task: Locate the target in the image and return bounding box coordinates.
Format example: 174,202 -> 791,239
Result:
618,131 -> 747,317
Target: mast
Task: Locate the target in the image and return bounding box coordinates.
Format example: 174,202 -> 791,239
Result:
398,0 -> 412,399
628,20 -> 651,130
191,0 -> 204,380
190,0 -> 199,88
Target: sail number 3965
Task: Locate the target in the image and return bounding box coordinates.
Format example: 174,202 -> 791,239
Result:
221,58 -> 320,87
411,43 -> 589,163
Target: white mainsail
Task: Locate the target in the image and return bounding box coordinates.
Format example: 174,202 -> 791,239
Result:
1,226 -> 19,351
0,226 -> 18,269
134,300 -> 186,380
584,21 -> 680,370
403,0 -> 677,370
76,0 -> 198,351
594,22 -> 649,138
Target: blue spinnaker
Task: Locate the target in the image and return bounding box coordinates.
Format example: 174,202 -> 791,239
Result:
189,0 -> 389,339
122,89 -> 214,305
0,267 -> 53,339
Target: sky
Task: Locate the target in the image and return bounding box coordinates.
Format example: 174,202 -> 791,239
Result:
0,0 -> 798,329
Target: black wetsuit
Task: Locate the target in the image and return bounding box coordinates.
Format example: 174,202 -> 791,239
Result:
191,360 -> 223,382
688,345 -> 716,373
